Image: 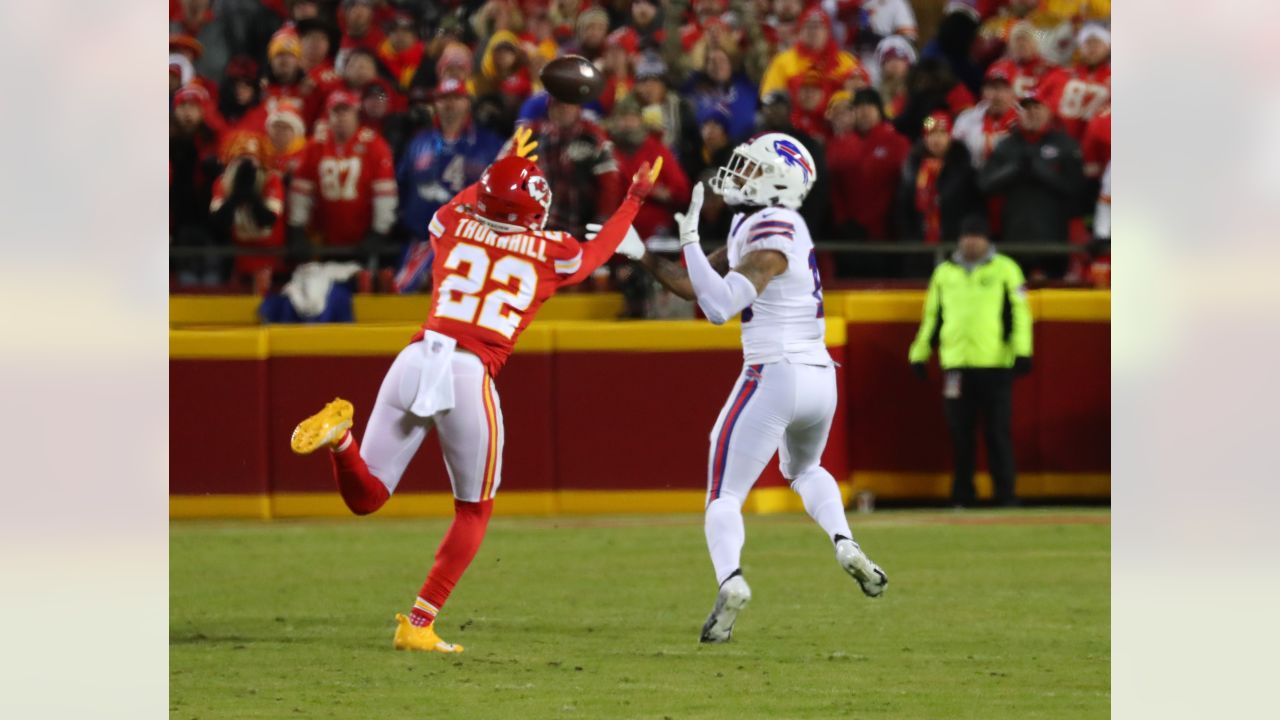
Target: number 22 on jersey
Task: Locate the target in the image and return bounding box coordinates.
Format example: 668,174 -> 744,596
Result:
433,243 -> 537,339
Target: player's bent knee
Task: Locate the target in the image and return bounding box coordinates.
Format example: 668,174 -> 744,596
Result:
786,464 -> 834,487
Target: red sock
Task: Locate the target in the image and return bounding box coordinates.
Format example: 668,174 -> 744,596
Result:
329,433 -> 390,516
410,498 -> 494,626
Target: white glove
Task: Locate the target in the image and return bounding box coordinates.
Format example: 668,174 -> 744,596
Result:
674,182 -> 705,248
585,223 -> 645,260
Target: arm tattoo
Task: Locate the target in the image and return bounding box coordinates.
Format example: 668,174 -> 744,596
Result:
639,246 -> 730,301
733,249 -> 789,294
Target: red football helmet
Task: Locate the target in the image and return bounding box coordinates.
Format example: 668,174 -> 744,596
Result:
476,156 -> 552,230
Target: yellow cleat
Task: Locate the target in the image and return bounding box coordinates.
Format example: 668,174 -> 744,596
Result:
289,398 -> 354,455
393,613 -> 464,653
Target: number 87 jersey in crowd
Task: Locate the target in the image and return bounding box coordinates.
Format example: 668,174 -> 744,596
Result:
413,155 -> 652,377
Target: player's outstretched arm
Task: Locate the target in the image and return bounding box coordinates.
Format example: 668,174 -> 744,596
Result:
559,160 -> 659,286
638,247 -> 728,301
584,222 -> 729,301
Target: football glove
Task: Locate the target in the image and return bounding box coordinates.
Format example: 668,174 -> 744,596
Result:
674,182 -> 704,248
586,223 -> 644,260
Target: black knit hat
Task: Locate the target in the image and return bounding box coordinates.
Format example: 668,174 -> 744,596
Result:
852,87 -> 884,115
959,215 -> 990,238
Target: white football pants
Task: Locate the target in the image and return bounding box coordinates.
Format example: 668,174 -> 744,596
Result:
704,360 -> 849,585
360,344 -> 504,502
706,360 -> 838,503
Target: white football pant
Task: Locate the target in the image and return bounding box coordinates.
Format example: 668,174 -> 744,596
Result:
704,360 -> 851,585
360,344 -> 504,503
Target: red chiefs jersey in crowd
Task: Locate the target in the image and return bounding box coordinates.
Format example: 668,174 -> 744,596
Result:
1037,62 -> 1110,142
289,125 -> 396,246
211,169 -> 287,275
415,183 -> 642,376
1081,106 -> 1111,177
952,103 -> 1020,168
987,56 -> 1050,98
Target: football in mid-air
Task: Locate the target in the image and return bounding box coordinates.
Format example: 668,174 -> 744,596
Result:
540,55 -> 604,104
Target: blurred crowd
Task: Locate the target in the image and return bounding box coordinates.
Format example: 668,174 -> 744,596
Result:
170,0 -> 1111,294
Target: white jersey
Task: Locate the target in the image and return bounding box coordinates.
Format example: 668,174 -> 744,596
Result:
726,207 -> 831,367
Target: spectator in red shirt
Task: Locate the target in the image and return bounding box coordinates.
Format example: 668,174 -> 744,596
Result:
1037,24 -> 1111,142
336,0 -> 386,73
827,87 -> 910,275
680,0 -> 728,51
288,91 -> 398,257
262,29 -> 306,105
608,96 -> 692,240
210,131 -> 288,287
298,18 -> 336,76
951,64 -> 1020,169
599,28 -> 638,116
766,0 -> 806,51
378,14 -> 425,90
986,21 -> 1048,98
621,0 -> 667,51
788,70 -> 839,144
1081,103 -> 1110,179
265,99 -> 307,179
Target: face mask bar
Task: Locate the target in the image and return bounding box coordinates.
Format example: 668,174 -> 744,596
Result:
709,148 -> 773,204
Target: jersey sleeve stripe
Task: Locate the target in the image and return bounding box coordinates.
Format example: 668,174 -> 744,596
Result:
752,220 -> 795,231
748,230 -> 794,244
428,214 -> 445,238
554,250 -> 583,275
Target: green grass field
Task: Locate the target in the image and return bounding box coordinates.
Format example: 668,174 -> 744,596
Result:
170,509 -> 1109,719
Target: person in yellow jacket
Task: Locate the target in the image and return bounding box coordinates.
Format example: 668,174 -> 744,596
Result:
908,216 -> 1033,506
759,6 -> 860,98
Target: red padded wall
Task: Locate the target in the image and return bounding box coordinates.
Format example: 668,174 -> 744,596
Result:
552,347 -> 848,492
169,359 -> 269,494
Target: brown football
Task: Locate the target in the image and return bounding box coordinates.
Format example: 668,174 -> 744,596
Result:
540,55 -> 605,104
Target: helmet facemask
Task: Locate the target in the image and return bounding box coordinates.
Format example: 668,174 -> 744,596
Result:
708,147 -> 777,207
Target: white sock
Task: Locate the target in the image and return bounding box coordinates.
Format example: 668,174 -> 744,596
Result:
790,466 -> 853,544
705,496 -> 746,586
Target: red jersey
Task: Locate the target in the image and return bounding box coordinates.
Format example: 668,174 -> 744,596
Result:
415,184 -> 644,376
1080,106 -> 1111,177
211,169 -> 287,275
827,122 -> 911,239
303,65 -> 344,125
1038,63 -> 1111,142
952,103 -> 1019,168
988,56 -> 1050,98
289,125 -> 396,247
613,135 -> 691,239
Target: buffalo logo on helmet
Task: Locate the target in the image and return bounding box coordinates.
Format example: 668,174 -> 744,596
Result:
772,139 -> 812,184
